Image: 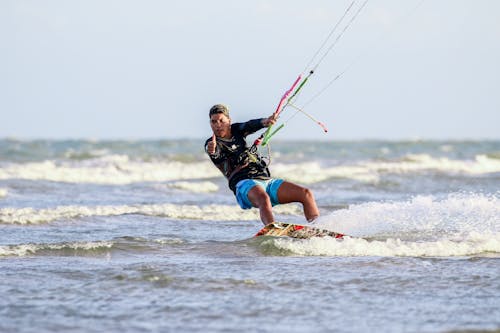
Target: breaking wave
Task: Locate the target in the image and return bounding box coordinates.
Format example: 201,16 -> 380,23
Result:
0,236 -> 186,257
0,202 -> 302,225
261,193 -> 500,257
0,155 -> 220,185
0,240 -> 114,257
0,153 -> 498,185
273,154 -> 500,184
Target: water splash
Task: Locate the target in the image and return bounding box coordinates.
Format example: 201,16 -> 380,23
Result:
264,193 -> 500,257
316,193 -> 499,239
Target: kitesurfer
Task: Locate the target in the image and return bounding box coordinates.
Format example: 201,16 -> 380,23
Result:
205,104 -> 320,225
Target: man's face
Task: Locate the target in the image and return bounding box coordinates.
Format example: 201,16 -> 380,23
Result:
210,113 -> 231,138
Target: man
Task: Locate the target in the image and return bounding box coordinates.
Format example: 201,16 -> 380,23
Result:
205,104 -> 320,225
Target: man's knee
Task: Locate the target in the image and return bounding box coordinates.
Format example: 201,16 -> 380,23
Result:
302,187 -> 315,201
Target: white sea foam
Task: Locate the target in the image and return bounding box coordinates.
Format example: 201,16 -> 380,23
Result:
0,156 -> 220,184
314,193 -> 500,238
268,193 -> 500,257
167,181 -> 219,193
273,162 -> 379,183
0,241 -> 113,257
0,188 -> 7,198
364,154 -> 500,175
268,231 -> 500,257
0,237 -> 185,257
153,238 -> 185,245
273,154 -> 500,184
0,153 -> 498,185
0,203 -> 302,224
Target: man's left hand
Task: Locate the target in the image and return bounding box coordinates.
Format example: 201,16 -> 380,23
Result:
262,113 -> 278,127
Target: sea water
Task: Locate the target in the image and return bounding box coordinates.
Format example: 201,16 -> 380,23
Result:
0,139 -> 499,333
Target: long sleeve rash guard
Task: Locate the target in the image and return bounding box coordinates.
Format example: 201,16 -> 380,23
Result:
204,118 -> 271,193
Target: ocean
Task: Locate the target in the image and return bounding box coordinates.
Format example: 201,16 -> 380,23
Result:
0,138 -> 499,333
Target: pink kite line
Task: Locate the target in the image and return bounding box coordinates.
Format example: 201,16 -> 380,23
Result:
274,75 -> 302,116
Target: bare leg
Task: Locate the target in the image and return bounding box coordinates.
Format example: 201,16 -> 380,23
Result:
247,185 -> 274,225
277,181 -> 319,222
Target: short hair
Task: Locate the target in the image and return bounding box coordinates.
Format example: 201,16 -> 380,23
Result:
209,104 -> 230,118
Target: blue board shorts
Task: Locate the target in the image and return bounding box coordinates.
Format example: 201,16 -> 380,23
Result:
235,178 -> 284,210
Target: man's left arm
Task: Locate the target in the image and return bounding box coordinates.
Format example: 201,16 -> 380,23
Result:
238,114 -> 277,136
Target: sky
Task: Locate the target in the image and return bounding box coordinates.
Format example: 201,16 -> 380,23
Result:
1,0 -> 499,140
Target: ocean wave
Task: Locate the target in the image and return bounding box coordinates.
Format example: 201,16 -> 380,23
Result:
0,236 -> 188,257
0,188 -> 7,198
0,240 -> 113,257
274,154 -> 500,184
367,154 -> 500,175
272,162 -> 379,183
264,231 -> 500,257
0,203 -> 302,225
0,153 -> 498,185
0,155 -> 220,184
165,181 -> 219,193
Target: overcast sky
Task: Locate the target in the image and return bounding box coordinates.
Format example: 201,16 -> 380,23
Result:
1,0 -> 499,140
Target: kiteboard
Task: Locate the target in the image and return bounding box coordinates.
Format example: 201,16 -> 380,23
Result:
255,222 -> 344,239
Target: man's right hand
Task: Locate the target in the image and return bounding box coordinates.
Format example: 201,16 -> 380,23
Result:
207,134 -> 217,155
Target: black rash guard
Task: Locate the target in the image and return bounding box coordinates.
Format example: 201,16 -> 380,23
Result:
205,118 -> 271,193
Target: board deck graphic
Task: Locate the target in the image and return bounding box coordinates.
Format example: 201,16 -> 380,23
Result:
255,222 -> 344,239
